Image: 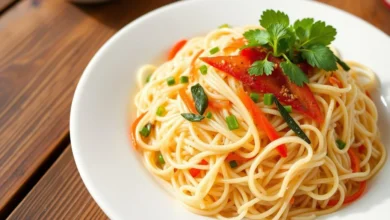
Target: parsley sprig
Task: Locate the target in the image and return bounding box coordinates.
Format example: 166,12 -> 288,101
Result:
244,10 -> 349,86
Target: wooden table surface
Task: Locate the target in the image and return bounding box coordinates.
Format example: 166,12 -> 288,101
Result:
0,0 -> 388,219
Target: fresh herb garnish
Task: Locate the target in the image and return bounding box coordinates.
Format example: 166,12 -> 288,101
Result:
181,113 -> 205,122
191,83 -> 208,115
274,96 -> 311,144
336,139 -> 346,150
243,9 -> 349,86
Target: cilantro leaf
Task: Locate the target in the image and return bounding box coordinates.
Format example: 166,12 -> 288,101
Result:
260,10 -> 290,28
294,18 -> 314,43
280,62 -> 309,86
301,45 -> 337,71
267,24 -> 291,55
301,21 -> 336,47
248,59 -> 274,76
243,29 -> 269,47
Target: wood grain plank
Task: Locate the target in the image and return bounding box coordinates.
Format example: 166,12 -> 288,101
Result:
319,0 -> 390,35
0,0 -> 173,217
7,146 -> 108,220
0,0 -> 18,13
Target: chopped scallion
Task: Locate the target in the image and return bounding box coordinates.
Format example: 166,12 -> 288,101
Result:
156,106 -> 166,116
229,160 -> 238,168
226,115 -> 239,130
199,65 -> 208,75
158,153 -> 165,164
209,47 -> 220,55
250,92 -> 260,103
180,76 -> 189,84
264,93 -> 274,105
145,75 -> 151,83
283,105 -> 292,113
139,123 -> 152,137
336,139 -> 346,150
206,112 -> 212,119
219,24 -> 231,29
167,76 -> 175,86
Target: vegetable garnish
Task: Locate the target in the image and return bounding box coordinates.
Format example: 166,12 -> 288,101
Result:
191,84 -> 208,115
156,106 -> 166,116
263,93 -> 274,106
329,76 -> 342,88
348,148 -> 360,173
274,96 -> 311,144
250,92 -> 260,103
179,88 -> 197,114
226,115 -> 239,130
145,75 -> 151,83
209,100 -> 231,110
328,149 -> 365,206
210,47 -> 220,55
283,105 -> 292,113
238,88 -> 287,157
242,10 -> 349,86
206,112 -> 212,119
336,139 -> 346,150
190,159 -> 208,177
229,160 -> 238,168
158,153 -> 165,164
168,39 -> 187,60
335,56 -> 351,71
226,153 -> 250,162
180,76 -> 189,84
219,23 -> 231,29
181,113 -> 205,122
200,49 -> 324,123
199,65 -> 208,75
140,122 -> 152,137
130,112 -> 147,149
167,76 -> 176,86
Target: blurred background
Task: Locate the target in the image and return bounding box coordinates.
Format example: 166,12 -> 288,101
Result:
0,0 -> 389,219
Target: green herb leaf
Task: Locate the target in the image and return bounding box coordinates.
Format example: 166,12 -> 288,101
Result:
248,59 -> 274,76
336,139 -> 346,150
301,21 -> 336,47
335,56 -> 351,71
280,61 -> 309,86
294,18 -> 314,43
260,10 -> 290,28
274,97 -> 311,144
243,29 -> 269,47
301,45 -> 337,71
191,83 -> 208,115
181,113 -> 205,122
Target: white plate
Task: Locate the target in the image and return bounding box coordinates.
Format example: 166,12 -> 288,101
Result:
70,0 -> 390,219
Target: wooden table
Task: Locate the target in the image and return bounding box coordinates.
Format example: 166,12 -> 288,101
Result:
0,0 -> 388,219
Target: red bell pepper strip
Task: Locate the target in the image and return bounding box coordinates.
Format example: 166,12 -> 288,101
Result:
168,39 -> 187,60
189,159 -> 208,177
200,48 -> 324,123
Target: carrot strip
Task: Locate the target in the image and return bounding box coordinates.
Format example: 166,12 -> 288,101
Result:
329,76 -> 342,88
130,112 -> 147,149
237,88 -> 287,157
348,148 -> 360,173
189,49 -> 205,82
209,100 -> 231,110
189,159 -> 208,177
168,39 -> 187,60
178,88 -> 197,114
